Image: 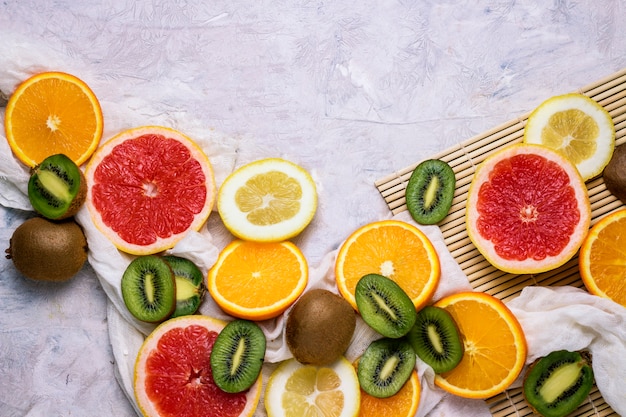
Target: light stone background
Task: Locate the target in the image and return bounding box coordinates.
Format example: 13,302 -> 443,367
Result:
1,1 -> 626,416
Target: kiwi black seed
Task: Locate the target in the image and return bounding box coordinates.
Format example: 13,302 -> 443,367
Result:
28,153 -> 87,220
603,143 -> 626,204
523,350 -> 594,417
121,255 -> 176,323
405,159 -> 456,225
5,216 -> 88,282
406,305 -> 464,373
355,274 -> 417,338
210,319 -> 266,393
357,337 -> 416,398
162,255 -> 206,318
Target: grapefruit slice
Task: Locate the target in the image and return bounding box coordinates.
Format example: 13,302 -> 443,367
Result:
134,315 -> 262,417
85,126 -> 215,255
466,144 -> 591,274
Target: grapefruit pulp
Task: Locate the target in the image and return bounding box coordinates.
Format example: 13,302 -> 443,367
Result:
134,315 -> 262,417
85,126 -> 215,255
466,144 -> 590,274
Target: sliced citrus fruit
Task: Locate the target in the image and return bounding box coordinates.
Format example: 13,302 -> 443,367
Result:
217,158 -> 317,242
265,357 -> 361,417
356,366 -> 419,417
433,291 -> 527,399
579,208 -> 626,307
523,93 -> 615,181
335,220 -> 440,311
207,240 -> 308,320
85,126 -> 215,255
134,315 -> 261,417
4,71 -> 103,167
466,144 -> 591,274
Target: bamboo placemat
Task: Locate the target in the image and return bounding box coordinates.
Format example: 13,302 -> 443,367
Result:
375,67 -> 626,417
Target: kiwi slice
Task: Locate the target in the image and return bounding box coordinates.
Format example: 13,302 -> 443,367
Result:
523,350 -> 594,417
121,255 -> 176,323
162,255 -> 206,318
357,337 -> 416,398
28,154 -> 87,220
406,305 -> 464,373
355,273 -> 417,338
405,159 -> 455,225
210,319 -> 266,393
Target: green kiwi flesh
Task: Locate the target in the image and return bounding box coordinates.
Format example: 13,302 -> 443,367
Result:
162,255 -> 206,318
210,319 -> 266,393
406,305 -> 464,373
28,154 -> 87,220
121,255 -> 176,323
523,350 -> 594,417
357,337 -> 416,398
355,274 -> 417,338
405,159 -> 455,225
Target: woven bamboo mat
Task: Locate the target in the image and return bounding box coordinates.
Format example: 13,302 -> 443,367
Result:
375,67 -> 626,417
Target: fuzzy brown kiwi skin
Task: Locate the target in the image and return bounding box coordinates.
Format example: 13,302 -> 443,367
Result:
5,217 -> 88,282
603,144 -> 626,204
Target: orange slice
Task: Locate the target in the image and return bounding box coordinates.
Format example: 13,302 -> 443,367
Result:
579,208 -> 626,307
335,220 -> 440,311
357,367 -> 420,417
207,240 -> 308,320
433,291 -> 527,399
5,71 -> 103,167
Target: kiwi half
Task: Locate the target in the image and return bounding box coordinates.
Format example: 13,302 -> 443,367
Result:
523,350 -> 594,417
406,305 -> 464,373
121,255 -> 176,323
162,255 -> 206,318
28,154 -> 87,220
405,159 -> 455,225
355,273 -> 417,338
210,319 -> 266,393
357,337 -> 416,398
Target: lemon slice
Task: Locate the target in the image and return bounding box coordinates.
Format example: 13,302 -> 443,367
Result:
218,158 -> 317,242
265,357 -> 361,417
523,93 -> 615,181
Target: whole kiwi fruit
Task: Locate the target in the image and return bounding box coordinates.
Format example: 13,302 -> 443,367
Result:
6,216 -> 88,282
603,143 -> 626,204
285,288 -> 356,366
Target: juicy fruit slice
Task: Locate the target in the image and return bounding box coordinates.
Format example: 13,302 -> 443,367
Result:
4,71 -> 103,167
162,255 -> 206,318
466,144 -> 591,274
210,320 -> 266,393
357,338 -> 416,399
357,367 -> 420,417
265,357 -> 360,417
335,220 -> 440,311
218,158 -> 317,242
134,315 -> 261,417
85,126 -> 215,255
523,93 -> 615,181
523,350 -> 594,417
208,240 -> 308,320
405,159 -> 456,225
579,208 -> 626,307
355,274 -> 417,338
433,291 -> 527,399
407,305 -> 463,374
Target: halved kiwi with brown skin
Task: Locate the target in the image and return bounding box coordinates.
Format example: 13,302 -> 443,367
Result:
162,255 -> 206,318
28,154 -> 87,220
405,159 -> 456,225
357,337 -> 416,398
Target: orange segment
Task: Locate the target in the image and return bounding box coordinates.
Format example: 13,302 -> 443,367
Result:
5,71 -> 103,167
357,368 -> 420,417
208,240 -> 308,320
579,208 -> 626,307
335,220 -> 440,311
433,291 -> 527,399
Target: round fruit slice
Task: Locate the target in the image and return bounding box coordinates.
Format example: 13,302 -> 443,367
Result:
433,291 -> 527,399
466,144 -> 591,274
208,240 -> 308,321
523,93 -> 615,181
265,357 -> 360,417
5,71 -> 103,167
335,220 -> 440,311
85,126 -> 215,255
579,208 -> 626,307
217,158 -> 317,242
134,315 -> 262,417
